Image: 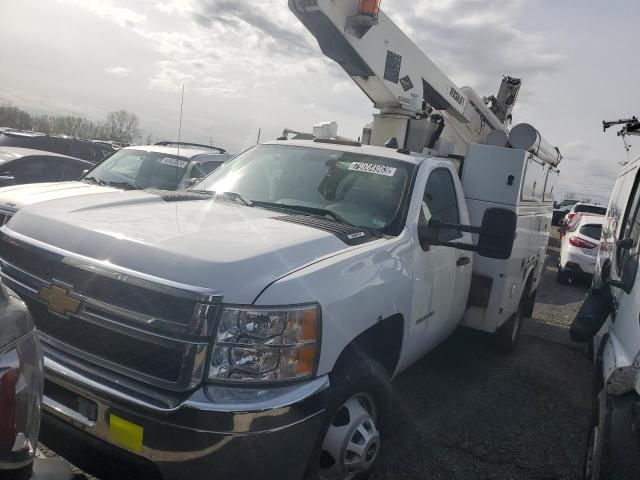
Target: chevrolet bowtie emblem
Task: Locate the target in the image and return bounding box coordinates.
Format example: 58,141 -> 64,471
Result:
38,285 -> 81,316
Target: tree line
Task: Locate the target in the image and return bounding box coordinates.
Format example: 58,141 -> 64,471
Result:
0,104 -> 141,144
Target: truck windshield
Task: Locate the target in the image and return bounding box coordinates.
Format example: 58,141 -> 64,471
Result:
195,144 -> 416,233
85,149 -> 190,190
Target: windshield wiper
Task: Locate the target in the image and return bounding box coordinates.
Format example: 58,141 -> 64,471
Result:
251,201 -> 350,225
107,181 -> 142,190
217,191 -> 253,206
83,176 -> 108,186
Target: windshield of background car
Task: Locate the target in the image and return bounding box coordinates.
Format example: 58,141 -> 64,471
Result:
580,224 -> 603,240
86,149 -> 189,190
195,144 -> 416,233
575,205 -> 607,215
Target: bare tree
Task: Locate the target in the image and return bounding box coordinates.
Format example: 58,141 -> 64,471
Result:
105,110 -> 140,144
0,104 -> 32,130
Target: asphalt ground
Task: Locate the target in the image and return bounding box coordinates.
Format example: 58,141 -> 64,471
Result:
370,231 -> 592,480
44,231 -> 593,480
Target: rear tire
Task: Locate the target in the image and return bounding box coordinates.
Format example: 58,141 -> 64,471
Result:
305,354 -> 392,480
494,296 -> 526,353
557,267 -> 571,284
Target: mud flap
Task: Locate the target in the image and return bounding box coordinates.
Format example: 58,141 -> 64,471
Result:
570,288 -> 613,343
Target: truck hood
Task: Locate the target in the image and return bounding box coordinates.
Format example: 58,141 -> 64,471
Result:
0,182 -> 117,212
6,191 -> 364,303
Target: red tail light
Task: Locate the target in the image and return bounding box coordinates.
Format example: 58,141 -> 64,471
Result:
357,0 -> 381,17
566,213 -> 575,222
569,236 -> 597,249
0,369 -> 17,453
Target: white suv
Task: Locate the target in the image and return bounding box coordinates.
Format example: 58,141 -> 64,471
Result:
557,215 -> 604,283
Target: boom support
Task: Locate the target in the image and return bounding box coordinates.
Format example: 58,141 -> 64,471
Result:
289,0 -> 510,155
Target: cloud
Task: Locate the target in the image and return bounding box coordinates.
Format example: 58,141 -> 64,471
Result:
105,66 -> 131,78
191,0 -> 314,57
58,0 -> 147,28
384,0 -> 565,94
40,0 -> 572,152
148,61 -> 195,92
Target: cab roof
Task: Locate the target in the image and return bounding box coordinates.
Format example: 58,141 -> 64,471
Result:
263,139 -> 432,165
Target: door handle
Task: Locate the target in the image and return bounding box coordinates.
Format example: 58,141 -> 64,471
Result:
457,256 -> 470,267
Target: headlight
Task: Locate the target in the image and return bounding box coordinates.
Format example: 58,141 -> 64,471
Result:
208,304 -> 320,383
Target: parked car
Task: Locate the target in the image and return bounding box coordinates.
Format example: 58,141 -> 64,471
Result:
570,156 -> 640,479
552,198 -> 579,226
562,202 -> 607,227
557,215 -> 604,284
0,282 -> 73,479
0,130 -> 115,163
0,143 -> 230,225
84,142 -> 229,190
0,147 -> 93,187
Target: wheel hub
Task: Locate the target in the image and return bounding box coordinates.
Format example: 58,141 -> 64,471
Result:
320,395 -> 380,480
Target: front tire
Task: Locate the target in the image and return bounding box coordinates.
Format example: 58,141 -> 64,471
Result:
306,355 -> 392,480
584,390 -> 640,479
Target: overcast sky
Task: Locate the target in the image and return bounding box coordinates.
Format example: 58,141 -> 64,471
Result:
1,0 -> 638,202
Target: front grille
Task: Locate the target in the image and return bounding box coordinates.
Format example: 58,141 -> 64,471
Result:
0,233 -> 218,391
0,234 -> 195,323
27,300 -> 183,382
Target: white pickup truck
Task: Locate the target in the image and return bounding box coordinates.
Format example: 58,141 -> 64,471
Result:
0,137 -> 557,479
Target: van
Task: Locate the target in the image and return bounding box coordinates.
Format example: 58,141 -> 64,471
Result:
571,157 -> 640,479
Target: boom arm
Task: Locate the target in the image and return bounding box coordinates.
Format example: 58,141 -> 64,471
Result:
289,0 -> 509,153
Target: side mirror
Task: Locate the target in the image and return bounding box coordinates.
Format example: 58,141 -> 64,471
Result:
607,248 -> 639,295
0,175 -> 16,187
419,208 -> 517,260
476,208 -> 517,259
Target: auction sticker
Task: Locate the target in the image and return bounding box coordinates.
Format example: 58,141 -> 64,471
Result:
348,162 -> 397,177
161,157 -> 188,168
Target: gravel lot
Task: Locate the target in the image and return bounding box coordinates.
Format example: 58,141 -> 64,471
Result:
45,232 -> 593,480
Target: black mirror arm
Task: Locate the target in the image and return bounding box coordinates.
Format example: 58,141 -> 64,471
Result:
432,241 -> 479,253
428,219 -> 483,235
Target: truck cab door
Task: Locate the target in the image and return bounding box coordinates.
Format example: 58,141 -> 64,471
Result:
408,165 -> 472,360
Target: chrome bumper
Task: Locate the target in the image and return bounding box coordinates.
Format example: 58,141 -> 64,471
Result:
41,354 -> 329,480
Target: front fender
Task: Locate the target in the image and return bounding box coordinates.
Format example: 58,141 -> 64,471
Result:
603,334 -> 640,396
254,233 -> 414,376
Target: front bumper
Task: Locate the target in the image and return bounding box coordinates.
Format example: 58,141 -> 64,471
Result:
40,353 -> 329,480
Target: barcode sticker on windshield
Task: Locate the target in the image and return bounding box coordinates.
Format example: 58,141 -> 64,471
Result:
349,162 -> 397,177
161,158 -> 188,168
